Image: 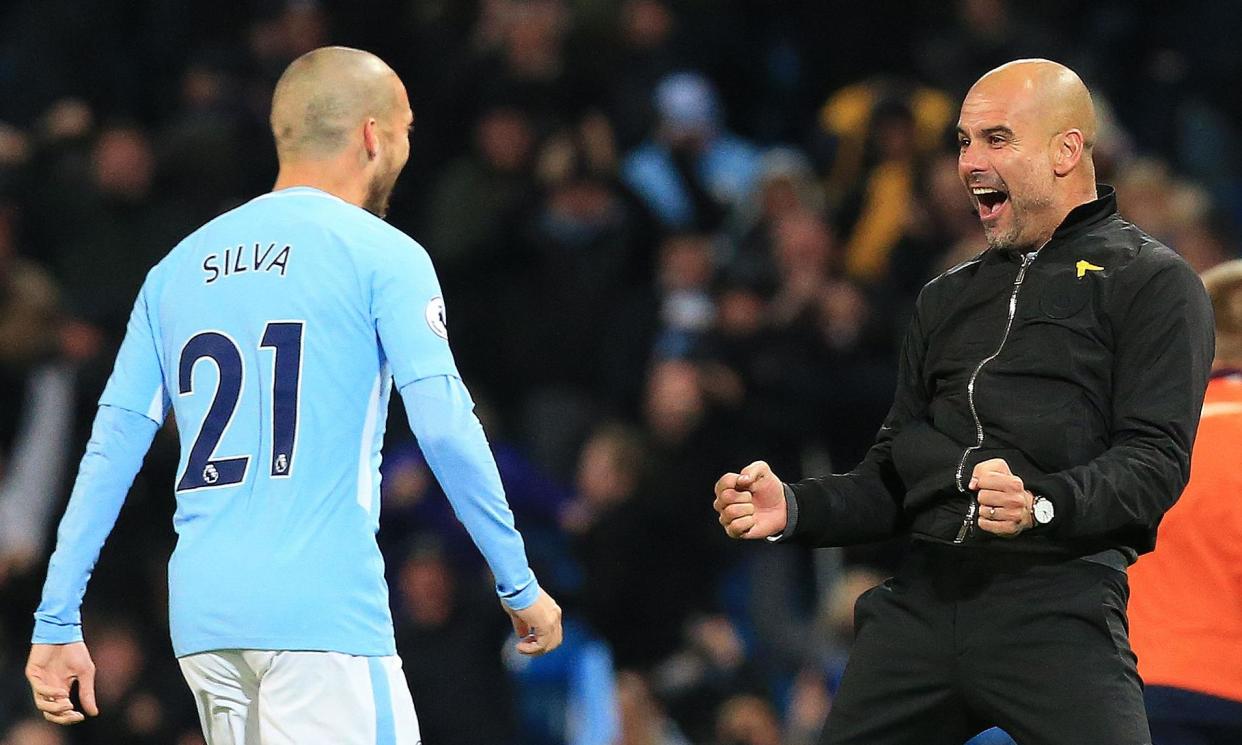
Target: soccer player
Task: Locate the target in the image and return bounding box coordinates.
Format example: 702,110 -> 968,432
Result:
25,46 -> 562,744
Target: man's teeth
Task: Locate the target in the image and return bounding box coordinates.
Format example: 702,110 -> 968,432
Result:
972,187 -> 1002,196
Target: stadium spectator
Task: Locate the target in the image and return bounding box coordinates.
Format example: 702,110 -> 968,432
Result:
505,618 -> 618,745
379,401 -> 572,579
0,717 -> 67,745
730,147 -> 826,275
599,0 -> 683,151
435,0 -> 589,161
622,71 -> 762,232
508,120 -> 652,472
1128,259 -> 1242,745
30,123 -> 195,345
714,59 -> 1214,743
633,360 -> 739,665
601,231 -> 717,414
614,671 -> 691,745
393,539 -> 518,745
650,615 -> 758,743
765,208 -> 837,328
714,693 -> 781,745
0,201 -> 75,587
425,102 -> 538,279
911,0 -> 1060,97
704,272 -> 818,478
814,78 -> 954,213
836,97 -> 928,285
562,423 -> 657,669
157,52 -> 269,221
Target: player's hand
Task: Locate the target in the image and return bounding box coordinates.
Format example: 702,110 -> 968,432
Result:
506,589 -> 563,657
26,642 -> 98,725
969,458 -> 1034,538
714,460 -> 787,540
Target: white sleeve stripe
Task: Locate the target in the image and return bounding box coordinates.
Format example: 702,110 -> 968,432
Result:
146,386 -> 166,423
356,372 -> 383,512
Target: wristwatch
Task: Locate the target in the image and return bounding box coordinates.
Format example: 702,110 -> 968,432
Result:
1031,495 -> 1055,525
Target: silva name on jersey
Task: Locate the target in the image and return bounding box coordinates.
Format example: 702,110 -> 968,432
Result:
203,243 -> 292,284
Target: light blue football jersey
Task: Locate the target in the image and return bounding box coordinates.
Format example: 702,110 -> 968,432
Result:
101,186 -> 465,657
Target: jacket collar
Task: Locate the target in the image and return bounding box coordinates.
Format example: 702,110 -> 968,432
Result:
988,184 -> 1118,262
1048,184 -> 1118,242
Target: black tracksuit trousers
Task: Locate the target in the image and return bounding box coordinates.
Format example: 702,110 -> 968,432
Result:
820,542 -> 1150,745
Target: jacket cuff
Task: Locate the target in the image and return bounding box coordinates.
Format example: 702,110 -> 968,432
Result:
766,483 -> 800,543
784,478 -> 832,543
1023,473 -> 1076,534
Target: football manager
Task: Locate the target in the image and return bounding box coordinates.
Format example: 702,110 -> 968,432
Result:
714,59 -> 1214,744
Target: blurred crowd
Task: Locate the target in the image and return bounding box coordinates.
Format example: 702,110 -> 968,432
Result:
1,0 -> 1240,743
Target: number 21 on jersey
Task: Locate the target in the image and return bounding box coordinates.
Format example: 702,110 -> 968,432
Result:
176,321 -> 304,491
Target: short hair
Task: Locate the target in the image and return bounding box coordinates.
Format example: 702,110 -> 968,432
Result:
270,47 -> 398,160
1203,260 -> 1242,364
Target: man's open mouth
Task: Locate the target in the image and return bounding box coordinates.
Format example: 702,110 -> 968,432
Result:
971,187 -> 1009,220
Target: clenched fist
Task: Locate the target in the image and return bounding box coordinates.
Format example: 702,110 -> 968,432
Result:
970,458 -> 1034,538
713,460 -> 787,540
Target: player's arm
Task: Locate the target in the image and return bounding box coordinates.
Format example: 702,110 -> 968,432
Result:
371,239 -> 561,655
399,375 -> 560,654
28,281 -> 168,724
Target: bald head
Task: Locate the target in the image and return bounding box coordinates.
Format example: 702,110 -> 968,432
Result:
271,46 -> 404,161
956,59 -> 1100,252
967,59 -> 1097,153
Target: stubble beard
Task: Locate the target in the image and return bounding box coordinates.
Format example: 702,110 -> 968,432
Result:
983,219 -> 1022,252
984,188 -> 1055,253
364,158 -> 399,218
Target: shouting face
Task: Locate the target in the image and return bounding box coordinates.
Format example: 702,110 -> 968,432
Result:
956,93 -> 1057,251
956,60 -> 1096,252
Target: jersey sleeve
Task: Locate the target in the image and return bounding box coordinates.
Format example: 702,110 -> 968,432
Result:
33,404 -> 160,643
399,375 -> 540,610
98,277 -> 170,423
369,239 -> 460,388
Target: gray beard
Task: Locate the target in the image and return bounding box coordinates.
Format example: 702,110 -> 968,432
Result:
985,232 -> 1016,251
982,212 -> 1031,252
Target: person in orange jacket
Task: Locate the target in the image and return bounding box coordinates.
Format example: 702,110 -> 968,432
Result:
1129,258 -> 1242,745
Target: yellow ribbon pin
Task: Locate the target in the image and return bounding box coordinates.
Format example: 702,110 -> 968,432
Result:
1076,259 -> 1104,279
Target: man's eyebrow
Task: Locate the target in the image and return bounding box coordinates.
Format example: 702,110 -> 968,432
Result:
956,125 -> 1015,138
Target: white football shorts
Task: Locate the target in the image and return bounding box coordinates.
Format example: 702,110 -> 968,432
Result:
178,650 -> 421,745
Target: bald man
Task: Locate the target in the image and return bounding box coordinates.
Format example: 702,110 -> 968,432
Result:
715,59 -> 1214,743
26,47 -> 562,744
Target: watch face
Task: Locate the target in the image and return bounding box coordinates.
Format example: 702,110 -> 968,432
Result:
1034,499 -> 1055,524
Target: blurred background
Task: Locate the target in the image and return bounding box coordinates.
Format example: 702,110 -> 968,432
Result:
0,0 -> 1239,743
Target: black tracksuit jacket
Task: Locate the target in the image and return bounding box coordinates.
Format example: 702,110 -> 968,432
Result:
785,186 -> 1215,559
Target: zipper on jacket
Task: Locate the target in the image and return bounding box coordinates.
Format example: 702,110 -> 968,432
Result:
953,250 -> 1038,543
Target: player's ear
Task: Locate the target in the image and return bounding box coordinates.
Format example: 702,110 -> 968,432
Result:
362,118 -> 381,161
1053,129 -> 1084,177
